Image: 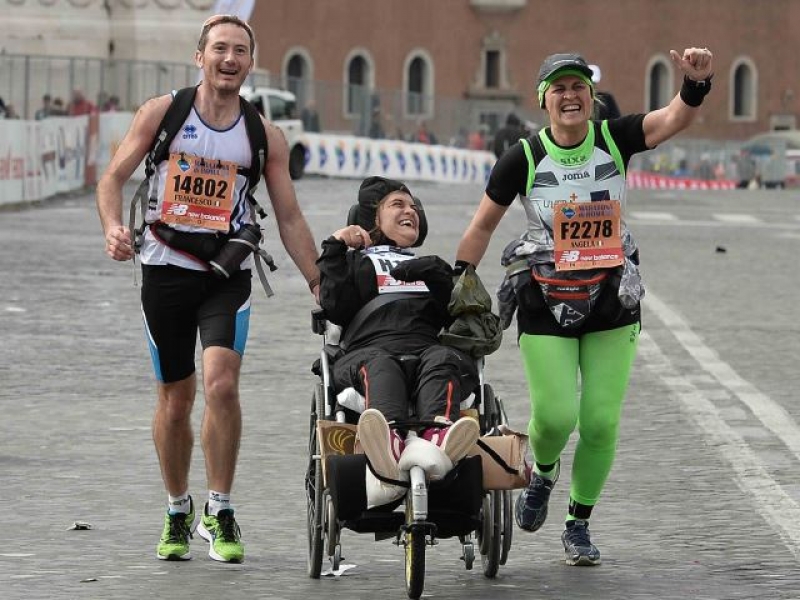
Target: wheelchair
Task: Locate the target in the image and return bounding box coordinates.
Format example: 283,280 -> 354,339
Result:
305,309 -> 516,599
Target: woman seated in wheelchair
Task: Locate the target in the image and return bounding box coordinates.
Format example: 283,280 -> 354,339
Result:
317,175 -> 480,508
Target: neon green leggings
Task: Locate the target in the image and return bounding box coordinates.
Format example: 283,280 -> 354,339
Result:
519,323 -> 640,507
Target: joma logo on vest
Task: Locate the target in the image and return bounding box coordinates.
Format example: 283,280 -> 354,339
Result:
563,171 -> 590,181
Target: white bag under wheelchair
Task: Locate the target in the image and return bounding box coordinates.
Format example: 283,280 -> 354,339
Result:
305,309 -> 518,599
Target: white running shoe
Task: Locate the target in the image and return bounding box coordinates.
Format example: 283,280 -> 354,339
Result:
357,408 -> 405,481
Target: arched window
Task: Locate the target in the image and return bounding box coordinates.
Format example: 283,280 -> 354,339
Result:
345,54 -> 369,116
646,58 -> 672,111
404,51 -> 434,118
282,48 -> 314,110
731,58 -> 756,120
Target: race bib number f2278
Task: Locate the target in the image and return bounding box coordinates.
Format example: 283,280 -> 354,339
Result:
553,200 -> 624,271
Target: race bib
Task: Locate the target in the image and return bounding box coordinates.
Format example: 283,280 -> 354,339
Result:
553,200 -> 624,271
161,153 -> 237,231
364,247 -> 429,293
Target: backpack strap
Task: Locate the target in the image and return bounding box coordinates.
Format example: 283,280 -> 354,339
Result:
519,133 -> 548,196
238,96 -> 269,219
129,86 -> 198,255
147,86 -> 198,178
598,120 -> 626,179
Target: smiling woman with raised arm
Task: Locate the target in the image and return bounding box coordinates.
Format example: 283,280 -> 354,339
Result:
454,47 -> 713,566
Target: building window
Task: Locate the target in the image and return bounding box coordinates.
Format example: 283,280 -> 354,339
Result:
404,51 -> 434,118
485,49 -> 500,88
343,50 -> 374,131
282,48 -> 314,110
346,55 -> 368,116
646,57 -> 672,111
731,58 -> 756,120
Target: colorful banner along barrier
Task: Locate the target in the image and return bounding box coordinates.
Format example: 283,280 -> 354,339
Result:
302,133 -> 496,185
628,170 -> 737,191
3,113 -> 748,208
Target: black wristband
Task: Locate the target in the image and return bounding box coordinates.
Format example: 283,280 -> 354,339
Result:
680,75 -> 713,107
453,260 -> 474,276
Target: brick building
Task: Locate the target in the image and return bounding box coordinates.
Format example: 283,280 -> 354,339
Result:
251,0 -> 800,142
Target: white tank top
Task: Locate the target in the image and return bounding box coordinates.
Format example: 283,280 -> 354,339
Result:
141,105 -> 254,269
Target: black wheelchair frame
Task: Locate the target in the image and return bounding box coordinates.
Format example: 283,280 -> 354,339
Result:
305,308 -> 514,599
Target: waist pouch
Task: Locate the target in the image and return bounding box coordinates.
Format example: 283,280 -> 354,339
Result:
532,264 -> 609,329
150,221 -> 227,263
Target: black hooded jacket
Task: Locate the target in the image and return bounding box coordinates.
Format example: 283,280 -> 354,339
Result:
317,238 -> 451,354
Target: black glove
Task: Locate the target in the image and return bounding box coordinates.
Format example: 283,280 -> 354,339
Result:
390,256 -> 454,309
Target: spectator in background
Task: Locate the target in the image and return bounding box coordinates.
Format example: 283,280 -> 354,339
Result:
3,103 -> 20,119
468,125 -> 488,151
588,65 -> 621,120
0,97 -> 6,118
35,94 -> 54,120
368,107 -> 385,139
103,95 -> 120,112
51,97 -> 67,116
450,127 -> 468,148
492,113 -> 525,159
301,100 -> 321,132
68,89 -> 96,116
413,121 -> 437,145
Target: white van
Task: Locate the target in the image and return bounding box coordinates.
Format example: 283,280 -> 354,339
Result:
240,86 -> 307,180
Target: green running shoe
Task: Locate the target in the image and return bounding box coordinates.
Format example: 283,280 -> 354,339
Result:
197,504 -> 244,563
156,498 -> 196,561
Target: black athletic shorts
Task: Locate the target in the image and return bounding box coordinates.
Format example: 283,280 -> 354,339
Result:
141,264 -> 252,383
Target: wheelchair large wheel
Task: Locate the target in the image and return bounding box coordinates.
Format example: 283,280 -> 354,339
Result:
500,489 -> 513,565
306,385 -> 325,578
479,490 -> 502,578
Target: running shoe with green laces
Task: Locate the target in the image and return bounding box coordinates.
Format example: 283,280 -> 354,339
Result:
156,498 -> 197,561
197,505 -> 244,563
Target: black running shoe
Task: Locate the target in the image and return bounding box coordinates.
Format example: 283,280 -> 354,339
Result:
561,519 -> 601,566
514,462 -> 559,532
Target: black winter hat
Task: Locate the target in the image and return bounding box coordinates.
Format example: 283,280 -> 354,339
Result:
356,176 -> 412,230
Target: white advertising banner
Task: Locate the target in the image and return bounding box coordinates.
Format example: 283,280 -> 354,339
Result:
0,120 -> 26,206
302,133 -> 495,185
97,112 -> 145,180
1,115 -> 495,207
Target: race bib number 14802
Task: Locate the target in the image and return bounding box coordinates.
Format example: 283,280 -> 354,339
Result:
161,153 -> 237,231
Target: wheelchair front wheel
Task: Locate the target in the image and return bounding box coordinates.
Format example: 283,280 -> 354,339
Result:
404,524 -> 426,600
306,387 -> 325,578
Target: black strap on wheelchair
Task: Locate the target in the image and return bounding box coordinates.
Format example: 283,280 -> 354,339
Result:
339,292 -> 423,351
365,463 -> 410,488
475,438 -> 520,475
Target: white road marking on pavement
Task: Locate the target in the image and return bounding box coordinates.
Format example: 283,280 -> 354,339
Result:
638,331 -> 800,558
628,211 -> 678,221
712,213 -> 762,224
645,292 -> 800,462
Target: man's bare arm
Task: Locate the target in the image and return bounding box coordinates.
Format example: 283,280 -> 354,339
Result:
96,95 -> 171,260
262,121 -> 321,294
